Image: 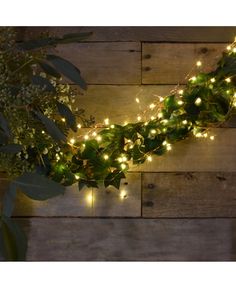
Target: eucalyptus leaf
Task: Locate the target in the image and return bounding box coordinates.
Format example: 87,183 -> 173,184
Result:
13,172 -> 65,200
47,54 -> 87,90
0,144 -> 22,154
31,75 -> 55,92
34,111 -> 66,143
56,101 -> 77,132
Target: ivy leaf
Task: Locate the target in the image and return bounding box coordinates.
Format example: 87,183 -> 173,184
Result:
56,101 -> 77,132
17,37 -> 57,50
13,172 -> 65,200
0,144 -> 22,154
78,179 -> 98,190
104,170 -> 125,189
34,111 -> 66,143
0,215 -> 27,261
46,54 -> 87,90
38,61 -> 61,78
31,75 -> 55,92
0,112 -> 11,138
2,183 -> 17,217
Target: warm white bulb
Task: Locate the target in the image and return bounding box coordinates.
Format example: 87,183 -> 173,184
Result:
122,156 -> 127,162
178,90 -> 184,95
150,129 -> 156,134
149,103 -> 156,109
92,132 -> 97,137
182,120 -> 187,125
203,133 -> 208,138
177,100 -> 184,105
150,116 -> 155,120
147,155 -> 152,162
42,130 -> 45,134
195,97 -> 202,105
117,157 -> 123,163
162,140 -> 167,146
158,112 -> 163,119
162,119 -> 168,124
167,144 -> 172,151
233,48 -> 236,53
103,154 -> 109,160
234,93 -> 236,98
196,133 -> 202,138
227,45 -> 231,51
190,76 -> 197,82
84,135 -> 89,140
104,118 -> 109,125
210,135 -> 215,141
86,193 -> 93,205
159,96 -> 164,102
61,118 -> 66,122
110,124 -> 115,129
120,190 -> 127,199
196,61 -> 202,67
135,98 -> 140,103
75,175 -> 80,180
210,78 -> 216,83
120,163 -> 126,170
225,78 -> 231,83
96,135 -> 102,142
137,116 -> 142,121
69,138 -> 75,144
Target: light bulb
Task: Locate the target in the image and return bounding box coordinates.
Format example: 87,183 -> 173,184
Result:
104,118 -> 109,125
162,119 -> 168,124
147,155 -> 152,162
227,45 -> 231,51
233,48 -> 236,53
203,133 -> 208,138
120,163 -> 126,170
92,132 -> 97,137
135,98 -> 140,103
96,135 -> 102,142
103,154 -> 109,160
120,190 -> 127,199
158,112 -> 163,119
196,133 -> 202,138
42,130 -> 45,134
210,78 -> 215,83
118,157 -> 123,163
210,136 -> 215,141
182,120 -> 187,125
150,129 -> 156,134
75,175 -> 80,180
150,116 -> 155,120
86,192 -> 93,205
196,61 -> 202,67
195,97 -> 202,105
225,78 -> 231,83
167,144 -> 172,151
190,76 -> 197,82
177,100 -> 184,105
159,96 -> 164,102
61,118 -> 66,122
69,138 -> 75,144
162,140 -> 167,146
110,124 -> 115,129
77,124 -> 82,129
122,156 -> 127,162
234,93 -> 236,98
178,90 -> 184,95
84,135 -> 89,140
149,103 -> 156,109
137,116 -> 142,121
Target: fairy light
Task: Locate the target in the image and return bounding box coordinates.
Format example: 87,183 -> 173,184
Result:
120,163 -> 126,170
210,135 -> 215,141
150,129 -> 156,135
104,118 -> 109,125
233,48 -> 236,53
61,118 -> 66,122
75,174 -> 80,180
149,103 -> 156,109
190,76 -> 197,82
196,61 -> 202,67
178,89 -> 184,95
195,97 -> 202,105
203,133 -> 208,138
150,116 -> 155,120
96,135 -> 102,142
135,98 -> 140,103
124,121 -> 128,126
84,135 -> 89,140
227,45 -> 231,51
182,120 -> 188,125
147,155 -> 152,162
92,132 -> 97,137
162,140 -> 167,146
69,138 -> 75,145
117,157 -> 123,163
86,192 -> 93,206
162,119 -> 168,124
158,112 -> 163,119
120,190 -> 127,199
137,116 -> 142,121
210,78 -> 216,83
196,132 -> 202,138
110,124 -> 115,129
177,100 -> 184,105
129,145 -> 134,149
225,78 -> 231,83
159,96 -> 164,102
234,93 -> 236,98
167,144 -> 172,151
103,154 -> 109,160
144,122 -> 148,126
77,124 -> 82,129
42,130 -> 45,134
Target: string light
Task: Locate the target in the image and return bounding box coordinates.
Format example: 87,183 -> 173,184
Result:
190,76 -> 197,82
203,133 -> 208,138
104,118 -> 109,125
103,154 -> 109,160
150,116 -> 155,120
150,129 -> 156,135
96,135 -> 102,142
110,124 -> 115,129
77,124 -> 82,129
42,130 -> 45,134
167,144 -> 172,151
210,136 -> 215,141
86,192 -> 93,206
234,93 -> 236,98
178,90 -> 184,95
84,135 -> 89,140
196,61 -> 202,67
92,132 -> 97,137
135,98 -> 140,103
162,119 -> 168,124
61,118 -> 66,122
162,140 -> 167,146
69,138 -> 75,145
158,112 -> 163,119
182,120 -> 188,125
124,121 -> 128,126
195,97 -> 202,105
225,78 -> 231,83
195,133 -> 202,138
117,157 -> 123,163
120,190 -> 127,199
120,163 -> 126,170
159,96 -> 164,102
210,78 -> 216,83
149,103 -> 156,109
75,174 -> 80,180
147,155 -> 152,162
177,100 -> 184,105
233,48 -> 236,53
227,45 -> 231,51
137,116 -> 142,121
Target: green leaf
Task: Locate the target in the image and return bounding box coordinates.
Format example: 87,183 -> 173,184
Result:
56,102 -> 77,132
35,111 -> 66,143
2,183 -> 17,217
0,112 -> 11,138
78,179 -> 98,190
104,170 -> 125,189
0,144 -> 22,154
58,32 -> 93,44
38,61 -> 61,78
31,75 -> 55,92
17,37 -> 56,50
13,172 -> 65,200
46,54 -> 87,90
0,216 -> 27,261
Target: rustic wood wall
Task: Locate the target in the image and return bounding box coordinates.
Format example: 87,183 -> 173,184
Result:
2,27 -> 236,261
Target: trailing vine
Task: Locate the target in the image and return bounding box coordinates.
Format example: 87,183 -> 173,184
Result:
0,28 -> 236,260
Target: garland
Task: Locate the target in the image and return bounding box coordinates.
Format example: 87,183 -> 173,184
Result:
0,28 -> 236,260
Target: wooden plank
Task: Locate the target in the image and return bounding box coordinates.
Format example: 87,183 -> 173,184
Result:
18,218 -> 236,260
0,173 -> 141,217
21,27 -> 236,42
142,172 -> 236,218
142,43 -> 226,84
73,84 -> 236,127
130,128 -> 236,172
53,42 -> 141,84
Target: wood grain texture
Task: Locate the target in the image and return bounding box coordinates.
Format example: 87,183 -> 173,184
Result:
21,26 -> 236,42
130,128 -> 236,172
18,218 -> 236,261
53,42 -> 141,84
142,43 -> 226,84
0,173 -> 141,217
142,172 -> 236,218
